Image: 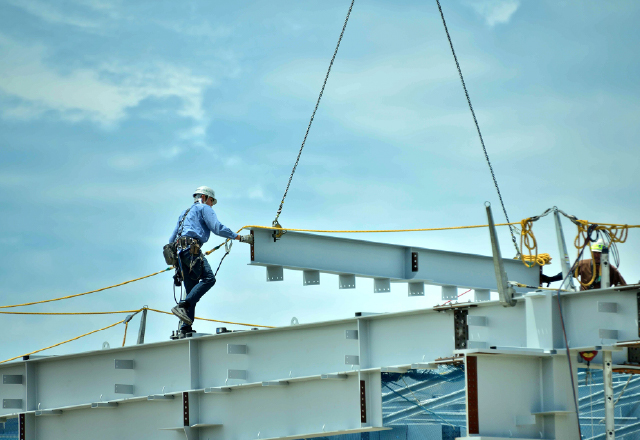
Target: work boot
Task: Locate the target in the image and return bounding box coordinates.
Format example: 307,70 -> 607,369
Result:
180,327 -> 196,338
171,305 -> 193,325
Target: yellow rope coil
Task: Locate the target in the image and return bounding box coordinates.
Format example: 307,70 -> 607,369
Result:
0,319 -> 125,365
521,253 -> 552,267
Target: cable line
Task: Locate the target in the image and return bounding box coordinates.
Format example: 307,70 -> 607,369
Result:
0,318 -> 125,365
147,308 -> 274,328
0,214 -> 634,311
273,0 -> 355,231
0,310 -> 142,316
0,267 -> 172,310
435,0 -> 521,257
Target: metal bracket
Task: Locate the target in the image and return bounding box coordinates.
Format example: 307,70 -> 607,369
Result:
373,278 -> 390,293
2,375 -> 23,384
115,384 -> 134,394
227,344 -> 248,355
183,392 -> 189,427
2,399 -> 22,409
250,230 -> 255,261
19,413 -> 25,440
360,380 -> 367,423
454,309 -> 469,349
339,274 -> 356,289
408,282 -> 424,297
303,270 -> 320,286
598,302 -> 618,313
411,252 -> 418,272
345,355 -> 360,365
227,369 -> 247,380
115,360 -> 134,369
266,266 -> 283,282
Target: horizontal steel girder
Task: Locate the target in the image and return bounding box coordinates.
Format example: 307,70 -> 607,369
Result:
249,228 -> 540,291
0,287 -> 637,440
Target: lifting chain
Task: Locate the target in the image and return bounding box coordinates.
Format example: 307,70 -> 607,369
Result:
435,0 -> 520,257
272,0 -> 356,240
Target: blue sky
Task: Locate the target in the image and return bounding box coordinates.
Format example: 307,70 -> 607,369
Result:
1,0 -> 639,360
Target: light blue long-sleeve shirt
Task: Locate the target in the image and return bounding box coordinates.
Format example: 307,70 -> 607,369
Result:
169,202 -> 238,244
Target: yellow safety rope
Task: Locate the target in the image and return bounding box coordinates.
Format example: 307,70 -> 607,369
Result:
147,308 -> 275,329
0,309 -> 142,315
518,216 -> 638,270
243,223 -> 518,234
0,319 -> 125,365
204,222 -> 520,256
122,322 -> 129,347
0,268 -> 172,309
1,218 -> 635,310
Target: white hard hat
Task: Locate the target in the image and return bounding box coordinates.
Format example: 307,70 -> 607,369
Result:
193,186 -> 217,205
590,238 -> 605,253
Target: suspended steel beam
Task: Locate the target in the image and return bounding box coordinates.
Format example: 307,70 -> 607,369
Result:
249,229 -> 539,292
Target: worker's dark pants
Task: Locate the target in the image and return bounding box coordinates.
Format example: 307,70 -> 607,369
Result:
178,251 -> 216,330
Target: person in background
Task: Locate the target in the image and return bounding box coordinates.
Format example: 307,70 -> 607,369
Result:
574,239 -> 626,291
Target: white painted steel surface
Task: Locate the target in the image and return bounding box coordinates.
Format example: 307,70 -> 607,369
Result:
0,280 -> 637,440
250,229 -> 540,291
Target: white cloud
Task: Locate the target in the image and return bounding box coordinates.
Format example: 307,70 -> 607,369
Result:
0,35 -> 212,126
464,0 -> 520,26
248,185 -> 270,201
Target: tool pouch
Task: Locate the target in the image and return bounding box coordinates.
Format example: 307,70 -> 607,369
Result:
189,242 -> 201,256
163,243 -> 178,266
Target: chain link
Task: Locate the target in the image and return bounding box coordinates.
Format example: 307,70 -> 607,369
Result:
273,0 -> 355,226
435,0 -> 520,257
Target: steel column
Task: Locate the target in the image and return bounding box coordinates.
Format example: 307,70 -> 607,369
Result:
553,209 -> 576,291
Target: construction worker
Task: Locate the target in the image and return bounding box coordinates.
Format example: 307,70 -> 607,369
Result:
169,186 -> 252,335
574,239 -> 626,291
